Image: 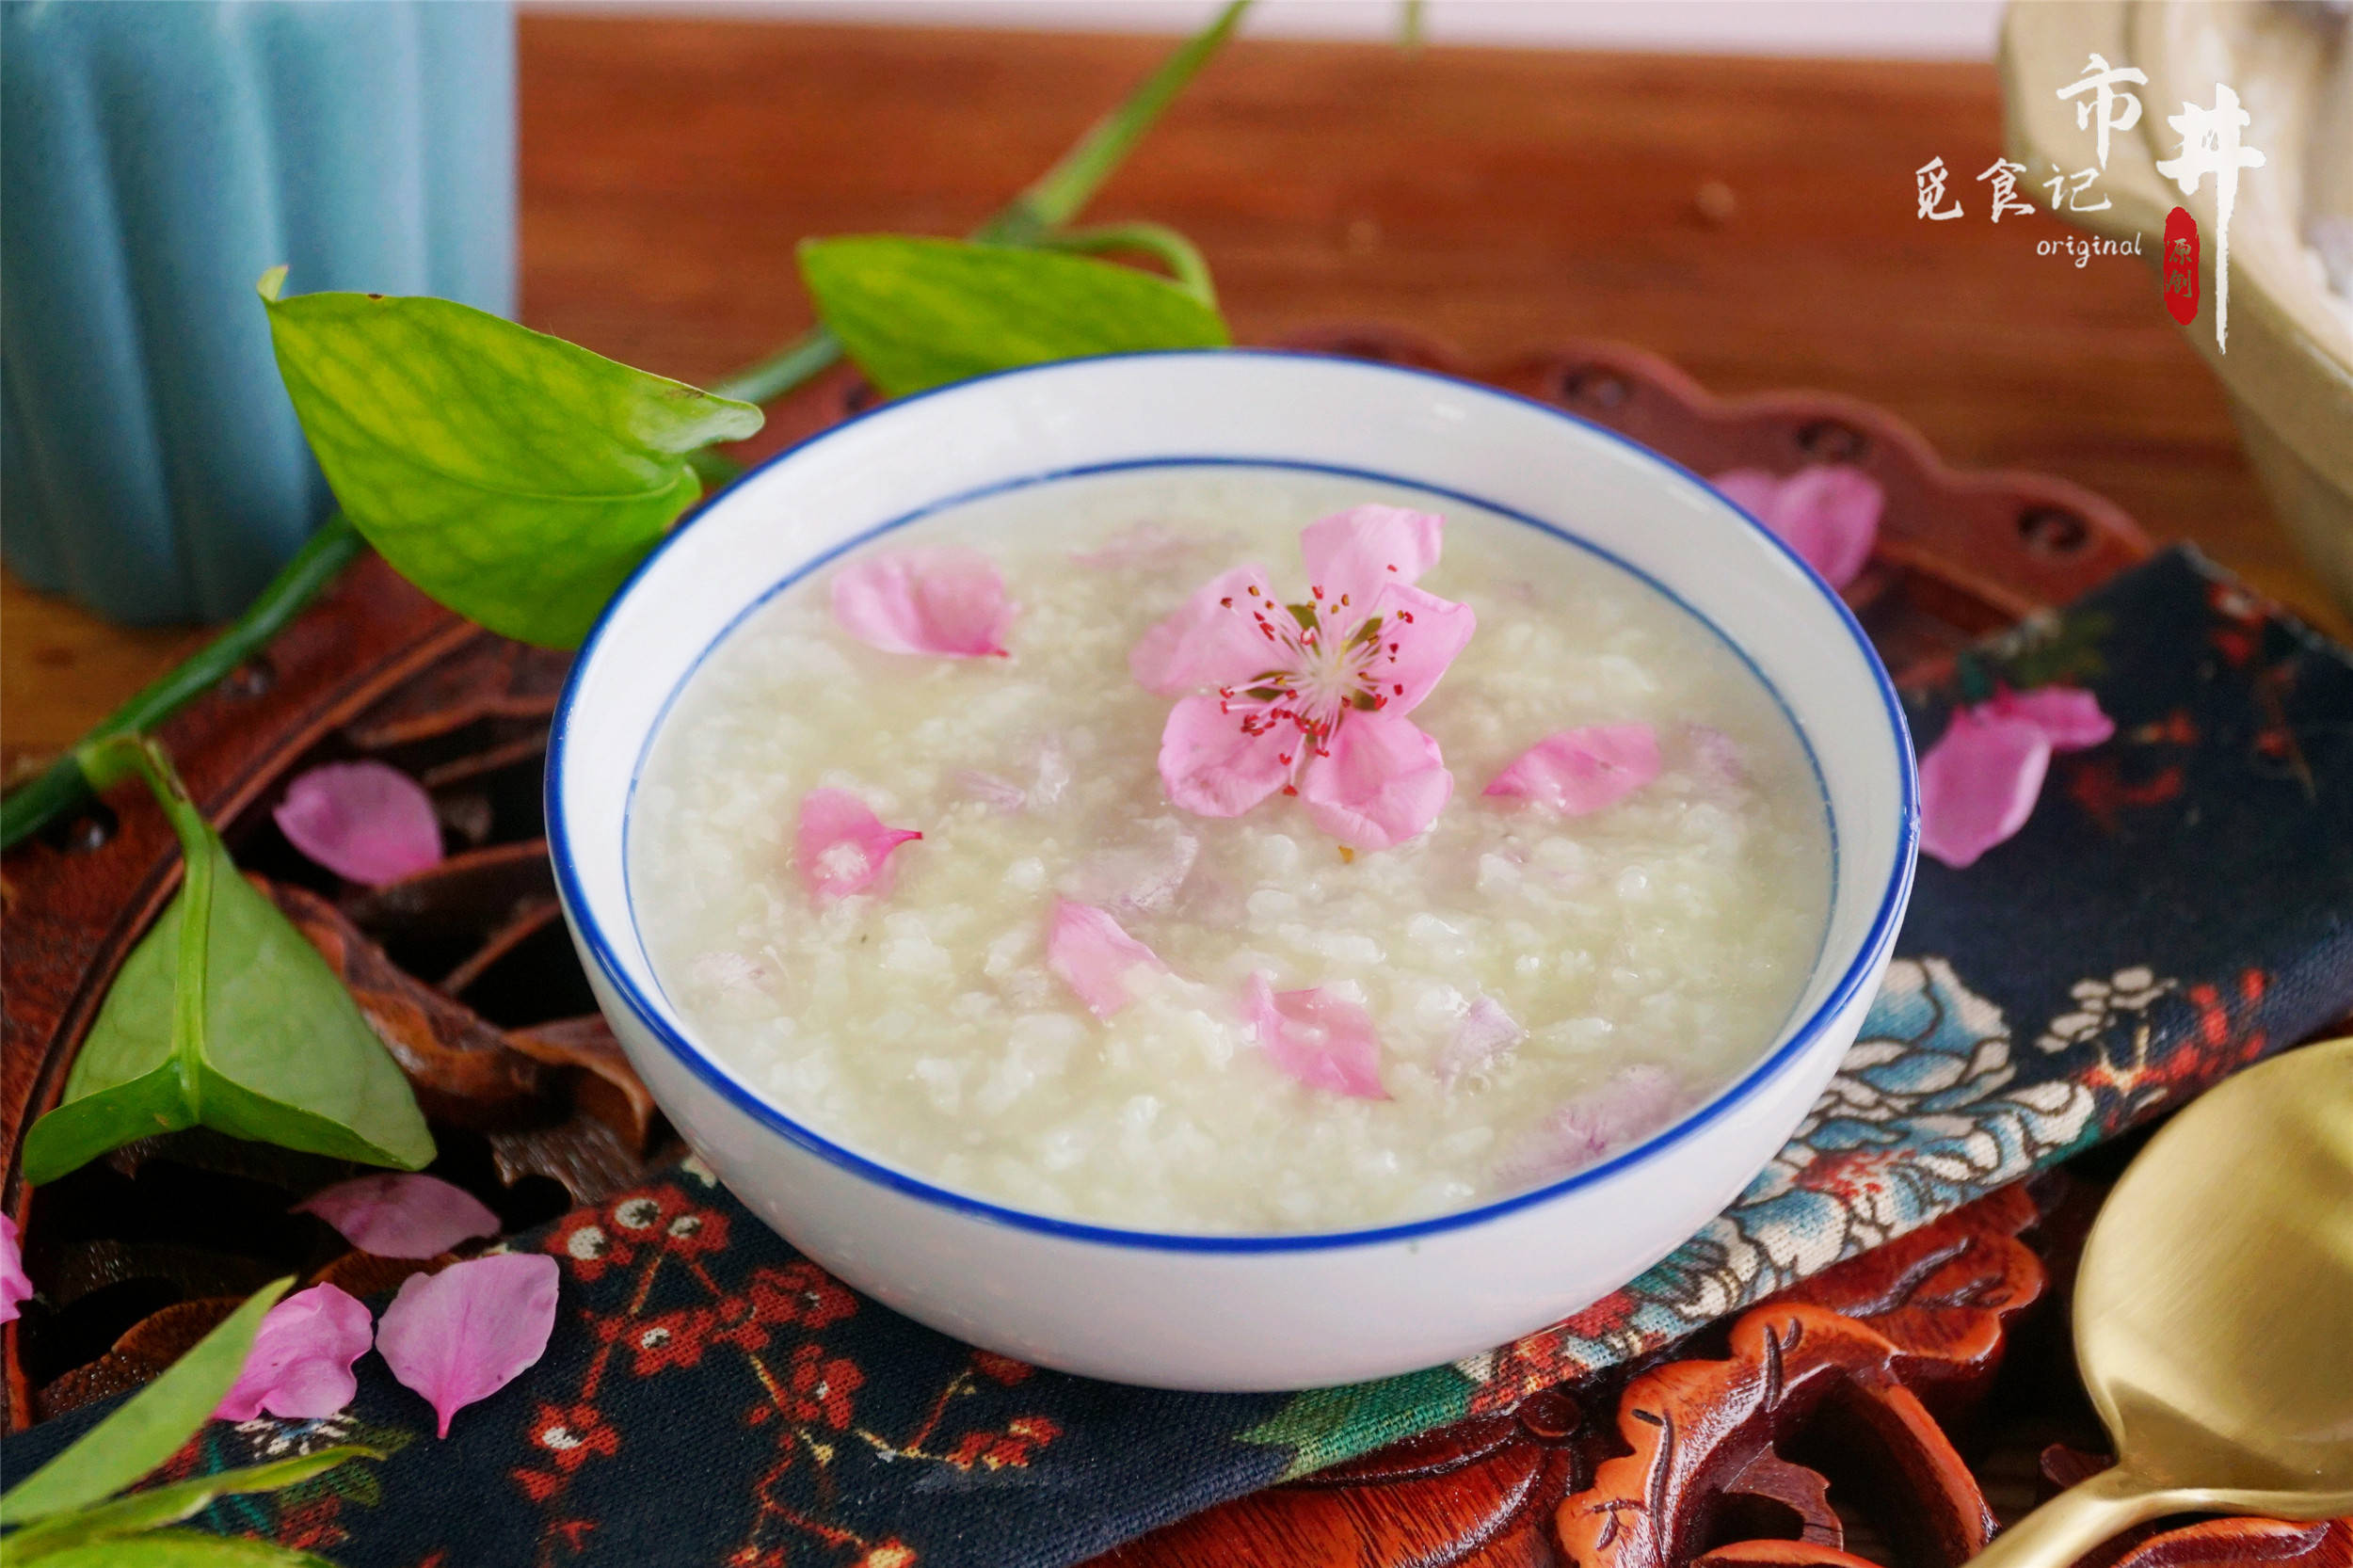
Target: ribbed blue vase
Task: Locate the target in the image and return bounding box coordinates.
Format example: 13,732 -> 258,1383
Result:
1,0 -> 515,625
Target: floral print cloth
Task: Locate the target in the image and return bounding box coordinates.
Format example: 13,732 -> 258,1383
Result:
8,547 -> 2351,1567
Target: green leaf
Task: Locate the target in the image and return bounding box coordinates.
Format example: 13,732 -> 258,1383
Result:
13,1530 -> 341,1568
258,270 -> 763,648
1236,1364 -> 1475,1481
4,1449 -> 380,1560
22,742 -> 433,1186
798,236 -> 1229,399
0,1280 -> 292,1525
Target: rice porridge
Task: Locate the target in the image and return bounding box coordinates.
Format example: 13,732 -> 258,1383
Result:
631,466 -> 1830,1233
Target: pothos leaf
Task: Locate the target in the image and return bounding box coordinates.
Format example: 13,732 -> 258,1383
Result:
798,236 -> 1230,399
20,742 -> 434,1186
0,1279 -> 292,1525
258,269 -> 763,648
2,1449 -> 380,1561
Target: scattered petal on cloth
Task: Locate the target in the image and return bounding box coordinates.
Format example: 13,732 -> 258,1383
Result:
296,1174 -> 504,1259
376,1254 -> 561,1439
1046,900 -> 1168,1019
1135,506 -> 1474,849
1440,997 -> 1526,1082
1243,973 -> 1387,1099
1497,1064 -> 1683,1185
0,1215 -> 28,1324
1920,686 -> 2114,869
830,546 -> 1016,658
796,790 -> 921,902
272,761 -> 444,887
1483,725 -> 1661,816
1711,466 -> 1881,589
214,1283 -> 374,1422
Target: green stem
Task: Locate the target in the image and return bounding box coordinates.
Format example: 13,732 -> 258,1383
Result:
1036,221 -> 1218,306
1,516 -> 361,852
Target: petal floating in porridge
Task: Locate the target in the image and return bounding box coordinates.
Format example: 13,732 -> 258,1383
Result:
296,1172 -> 503,1259
1441,997 -> 1527,1082
377,1253 -> 560,1438
1128,562 -> 1283,696
1298,504 -> 1446,603
215,1282 -> 374,1422
1047,899 -> 1169,1019
1156,693 -> 1296,818
1483,724 -> 1661,816
830,546 -> 1016,658
1498,1064 -> 1682,1184
273,760 -> 444,887
952,770 -> 1029,814
1711,466 -> 1881,590
1918,707 -> 2051,869
1030,734 -> 1073,809
796,789 -> 922,902
1070,520 -> 1194,571
691,950 -> 765,993
1683,724 -> 1746,792
1366,583 -> 1479,715
1243,972 -> 1388,1099
1067,825 -> 1199,917
1298,710 -> 1454,850
1987,685 -> 2115,750
0,1215 -> 28,1324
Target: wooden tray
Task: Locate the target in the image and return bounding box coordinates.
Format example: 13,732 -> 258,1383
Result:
7,333 -> 2240,1566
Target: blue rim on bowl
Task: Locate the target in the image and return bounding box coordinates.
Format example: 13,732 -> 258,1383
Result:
547,348 -> 1920,1255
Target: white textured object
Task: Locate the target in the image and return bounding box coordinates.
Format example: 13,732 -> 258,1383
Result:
550,351 -> 1917,1390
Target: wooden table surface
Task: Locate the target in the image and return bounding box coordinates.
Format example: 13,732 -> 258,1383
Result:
5,14 -> 2344,772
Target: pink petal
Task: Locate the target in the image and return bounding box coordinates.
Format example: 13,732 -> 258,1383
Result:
1156,693 -> 1296,819
1298,710 -> 1454,850
1713,466 -> 1881,590
1128,564 -> 1283,696
1440,997 -> 1527,1082
1498,1064 -> 1684,1185
1299,504 -> 1446,604
1482,725 -> 1661,816
376,1253 -> 560,1439
1071,521 -> 1195,571
1363,583 -> 1477,715
830,546 -> 1015,658
296,1174 -> 503,1260
952,771 -> 1028,814
0,1215 -> 30,1325
1987,686 -> 2115,751
273,761 -> 444,887
1918,708 -> 2052,870
214,1283 -> 373,1422
1046,899 -> 1169,1019
1067,830 -> 1199,917
1243,973 -> 1388,1099
796,789 -> 922,903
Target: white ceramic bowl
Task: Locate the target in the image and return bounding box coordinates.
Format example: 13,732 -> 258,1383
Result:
549,350 -> 1917,1392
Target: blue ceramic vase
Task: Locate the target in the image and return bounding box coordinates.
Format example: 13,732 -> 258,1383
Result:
1,0 -> 515,625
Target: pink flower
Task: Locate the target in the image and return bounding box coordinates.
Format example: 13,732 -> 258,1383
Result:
1,1215 -> 30,1324
376,1253 -> 560,1438
273,761 -> 444,887
1046,899 -> 1168,1019
296,1174 -> 503,1259
1497,1064 -> 1683,1185
1132,505 -> 1475,850
1483,725 -> 1660,816
1919,686 -> 2115,869
1439,997 -> 1526,1082
831,546 -> 1015,658
796,790 -> 921,903
1242,973 -> 1387,1099
1711,466 -> 1882,589
215,1283 -> 373,1422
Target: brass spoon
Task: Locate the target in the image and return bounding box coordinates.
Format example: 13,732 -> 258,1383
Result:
1966,1035 -> 2353,1567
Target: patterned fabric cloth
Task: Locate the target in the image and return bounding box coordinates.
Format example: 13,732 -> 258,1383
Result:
9,547 -> 2352,1567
